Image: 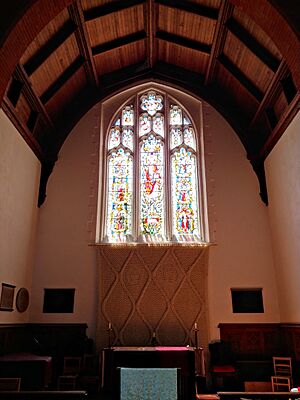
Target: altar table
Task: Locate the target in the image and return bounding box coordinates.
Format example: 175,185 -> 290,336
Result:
102,346 -> 195,400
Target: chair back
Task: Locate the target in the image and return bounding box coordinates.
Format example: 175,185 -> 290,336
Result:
273,356 -> 292,376
63,356 -> 82,375
0,377 -> 21,391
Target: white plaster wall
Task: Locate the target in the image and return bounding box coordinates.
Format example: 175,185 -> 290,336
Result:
0,109 -> 40,322
265,110 -> 300,322
30,106 -> 100,337
204,103 -> 280,340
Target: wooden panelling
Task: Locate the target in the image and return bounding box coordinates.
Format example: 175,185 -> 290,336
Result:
232,7 -> 282,62
158,41 -> 209,75
20,9 -> 71,67
15,94 -> 32,127
157,5 -> 216,46
29,33 -> 80,98
94,41 -> 146,76
214,62 -> 259,120
273,89 -> 288,121
223,31 -> 275,94
45,66 -> 87,120
85,5 -> 145,48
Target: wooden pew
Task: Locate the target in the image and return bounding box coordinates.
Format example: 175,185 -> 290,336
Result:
0,390 -> 87,399
218,392 -> 300,400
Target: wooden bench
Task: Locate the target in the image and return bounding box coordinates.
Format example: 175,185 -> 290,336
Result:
0,390 -> 87,399
218,391 -> 300,400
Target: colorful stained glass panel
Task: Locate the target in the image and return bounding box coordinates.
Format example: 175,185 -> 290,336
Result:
107,148 -> 133,241
183,127 -> 196,150
170,105 -> 182,125
140,91 -> 163,116
122,105 -> 134,126
153,113 -> 164,137
140,135 -> 164,235
171,148 -> 199,235
139,113 -> 151,136
170,128 -> 183,149
108,127 -> 121,149
122,128 -> 134,151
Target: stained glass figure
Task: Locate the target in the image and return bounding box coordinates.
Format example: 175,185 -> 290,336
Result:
140,91 -> 163,116
170,128 -> 183,149
171,147 -> 199,235
183,127 -> 196,150
108,127 -> 121,149
107,148 -> 133,241
122,128 -> 134,151
183,116 -> 191,125
153,113 -> 164,137
170,105 -> 182,125
139,113 -> 151,136
122,105 -> 134,126
140,134 -> 164,235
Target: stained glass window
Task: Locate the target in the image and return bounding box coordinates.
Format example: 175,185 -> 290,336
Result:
104,89 -> 204,243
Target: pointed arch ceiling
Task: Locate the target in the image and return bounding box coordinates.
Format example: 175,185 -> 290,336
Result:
1,0 -> 300,205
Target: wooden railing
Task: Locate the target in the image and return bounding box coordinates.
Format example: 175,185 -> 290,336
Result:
0,391 -> 87,400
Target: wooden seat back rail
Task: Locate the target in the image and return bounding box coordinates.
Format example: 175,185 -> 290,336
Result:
218,392 -> 300,400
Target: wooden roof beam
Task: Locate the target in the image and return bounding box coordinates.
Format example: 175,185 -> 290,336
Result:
205,0 -> 233,85
145,0 -> 157,68
83,0 -> 145,21
68,0 -> 99,87
155,0 -> 218,20
14,64 -> 55,131
40,56 -> 84,104
92,31 -> 147,56
23,20 -> 76,76
250,59 -> 288,127
226,18 -> 280,72
156,30 -> 211,55
218,54 -> 264,101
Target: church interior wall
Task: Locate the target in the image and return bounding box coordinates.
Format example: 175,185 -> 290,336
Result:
26,86 -> 280,344
265,110 -> 300,322
0,109 -> 40,323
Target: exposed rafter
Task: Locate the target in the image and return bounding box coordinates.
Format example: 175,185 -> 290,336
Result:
40,56 -> 85,104
226,18 -> 280,72
205,0 -> 233,85
146,0 -> 157,68
156,31 -> 211,55
14,64 -> 55,131
23,20 -> 76,76
155,0 -> 218,20
218,54 -> 263,101
92,31 -> 147,56
68,0 -> 99,87
250,60 -> 288,127
83,0 -> 145,21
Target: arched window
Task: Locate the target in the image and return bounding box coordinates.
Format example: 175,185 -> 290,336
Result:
103,89 -> 208,244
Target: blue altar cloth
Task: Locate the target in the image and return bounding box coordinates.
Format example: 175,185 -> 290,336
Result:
120,367 -> 178,400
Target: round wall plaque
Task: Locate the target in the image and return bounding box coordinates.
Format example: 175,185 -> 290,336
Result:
16,287 -> 29,312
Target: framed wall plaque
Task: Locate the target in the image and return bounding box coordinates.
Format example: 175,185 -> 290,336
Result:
0,283 -> 16,311
16,287 -> 29,312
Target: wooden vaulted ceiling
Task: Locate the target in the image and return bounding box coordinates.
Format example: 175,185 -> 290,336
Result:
1,0 -> 300,205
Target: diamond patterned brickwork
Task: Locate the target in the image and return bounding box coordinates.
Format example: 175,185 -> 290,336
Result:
96,246 -> 209,350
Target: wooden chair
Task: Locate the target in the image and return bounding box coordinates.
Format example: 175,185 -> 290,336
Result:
273,357 -> 292,377
271,375 -> 291,392
58,356 -> 82,390
79,354 -> 100,395
0,377 -> 21,391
